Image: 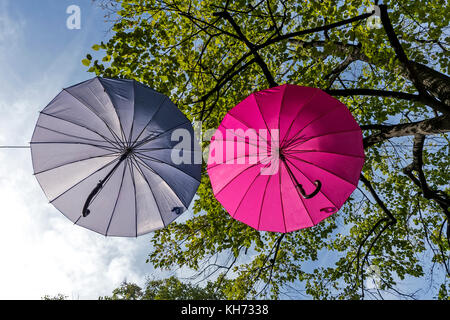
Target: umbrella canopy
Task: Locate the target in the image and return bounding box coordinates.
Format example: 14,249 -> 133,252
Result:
207,84 -> 364,233
31,77 -> 201,237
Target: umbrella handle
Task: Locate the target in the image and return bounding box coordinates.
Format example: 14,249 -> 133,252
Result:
296,180 -> 322,199
82,150 -> 131,217
82,181 -> 104,217
282,158 -> 322,200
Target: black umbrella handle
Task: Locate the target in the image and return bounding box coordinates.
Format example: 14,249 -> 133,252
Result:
282,157 -> 322,199
82,181 -> 104,217
82,150 -> 131,217
296,180 -> 322,199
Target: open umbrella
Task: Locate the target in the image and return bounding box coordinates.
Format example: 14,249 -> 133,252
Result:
31,77 -> 201,237
207,84 -> 364,233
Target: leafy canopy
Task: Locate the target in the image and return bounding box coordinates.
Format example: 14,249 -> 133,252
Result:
86,0 -> 449,299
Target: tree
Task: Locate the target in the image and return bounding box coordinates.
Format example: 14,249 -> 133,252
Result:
101,277 -> 227,300
86,0 -> 449,299
102,281 -> 144,300
41,293 -> 68,300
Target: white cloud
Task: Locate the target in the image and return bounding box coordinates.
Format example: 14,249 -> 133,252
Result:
0,0 -> 154,299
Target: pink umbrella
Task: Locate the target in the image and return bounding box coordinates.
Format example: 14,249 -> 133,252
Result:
207,84 -> 364,233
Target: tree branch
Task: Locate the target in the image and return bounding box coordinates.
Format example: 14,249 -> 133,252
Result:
326,88 -> 448,113
379,5 -> 449,115
363,114 -> 450,148
213,10 -> 278,87
403,134 -> 450,216
360,174 -> 397,223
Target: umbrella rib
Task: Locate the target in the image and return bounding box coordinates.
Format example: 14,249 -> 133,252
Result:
133,151 -> 201,184
133,156 -> 190,209
132,120 -> 192,149
277,84 -> 288,150
30,141 -> 120,153
225,112 -> 270,146
252,93 -> 273,142
279,165 -> 287,233
256,175 -> 272,231
33,152 -> 120,176
282,101 -> 341,149
73,215 -> 82,225
39,112 -> 119,149
131,156 -> 167,229
209,136 -> 262,149
49,156 -> 121,203
36,124 -> 119,147
284,157 -> 340,210
213,163 -> 262,196
127,159 -> 138,237
231,171 -> 261,218
207,152 -> 269,170
127,81 -> 136,147
279,89 -> 321,148
63,89 -> 125,149
287,153 -> 357,187
130,96 -> 168,148
105,160 -> 128,236
96,79 -> 129,146
285,128 -> 362,150
218,124 -> 267,149
281,160 -> 315,226
135,146 -> 198,153
81,84 -> 128,148
282,149 -> 364,160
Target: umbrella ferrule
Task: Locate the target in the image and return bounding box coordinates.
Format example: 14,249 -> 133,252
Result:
121,147 -> 133,160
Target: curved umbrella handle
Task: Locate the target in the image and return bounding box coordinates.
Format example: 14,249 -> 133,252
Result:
82,181 -> 104,217
82,151 -> 131,217
296,180 -> 322,199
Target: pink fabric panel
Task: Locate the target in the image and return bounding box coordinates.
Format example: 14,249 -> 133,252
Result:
214,164 -> 262,216
258,173 -> 286,232
278,163 -> 315,231
233,174 -> 271,230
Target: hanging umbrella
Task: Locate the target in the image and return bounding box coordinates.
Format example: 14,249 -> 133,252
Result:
207,84 -> 364,233
31,77 -> 201,237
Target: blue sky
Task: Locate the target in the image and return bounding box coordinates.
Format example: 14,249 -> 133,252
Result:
0,0 -> 161,299
0,0 -> 443,300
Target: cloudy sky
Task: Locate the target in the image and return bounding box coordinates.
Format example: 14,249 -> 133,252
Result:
0,0 -> 163,299
0,0 -> 439,300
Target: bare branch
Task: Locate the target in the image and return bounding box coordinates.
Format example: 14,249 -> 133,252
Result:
213,10 -> 278,87
363,115 -> 450,148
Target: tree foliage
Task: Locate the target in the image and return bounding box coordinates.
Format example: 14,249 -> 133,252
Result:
86,0 -> 450,299
101,277 -> 226,300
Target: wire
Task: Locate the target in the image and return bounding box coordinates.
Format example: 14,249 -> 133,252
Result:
0,146 -> 30,149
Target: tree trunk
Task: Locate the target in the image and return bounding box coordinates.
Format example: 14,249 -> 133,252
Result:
410,61 -> 450,107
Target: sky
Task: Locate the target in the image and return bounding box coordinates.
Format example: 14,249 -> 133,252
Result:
0,0 -> 165,299
0,0 -> 443,300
